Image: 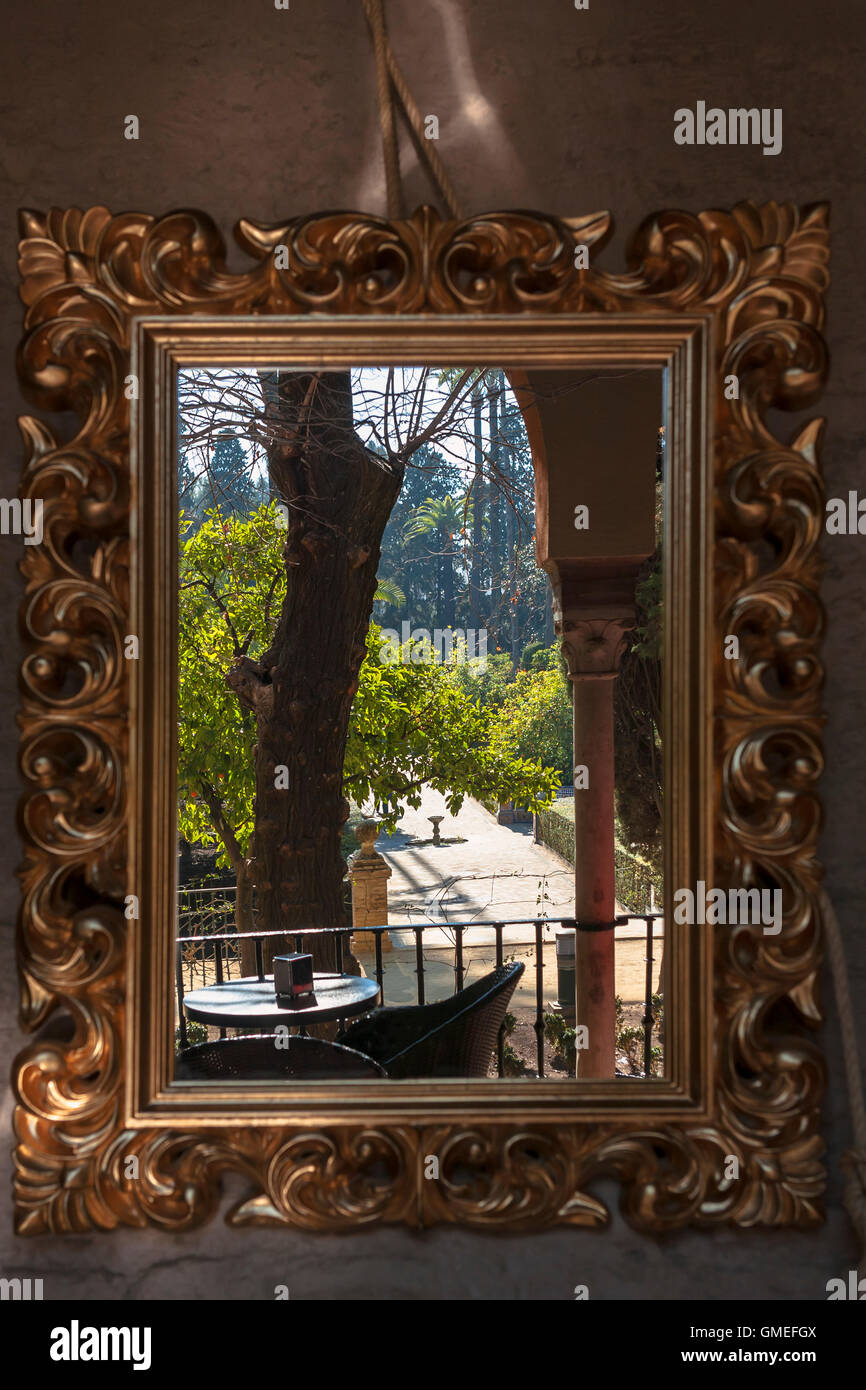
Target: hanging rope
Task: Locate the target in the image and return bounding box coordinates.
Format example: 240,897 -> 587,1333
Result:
821,889 -> 866,1276
362,0 -> 403,220
362,0 -> 463,220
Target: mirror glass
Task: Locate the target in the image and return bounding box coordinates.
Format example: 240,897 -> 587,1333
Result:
172,363 -> 666,1084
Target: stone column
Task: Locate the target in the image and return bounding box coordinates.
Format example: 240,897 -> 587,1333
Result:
345,819 -> 392,952
559,610 -> 633,1078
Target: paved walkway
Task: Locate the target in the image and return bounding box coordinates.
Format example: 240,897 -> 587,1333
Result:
381,788 -> 570,945
377,787 -> 659,941
351,788 -> 664,1006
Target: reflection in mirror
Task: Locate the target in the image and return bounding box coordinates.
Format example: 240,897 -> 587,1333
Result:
172,364 -> 665,1084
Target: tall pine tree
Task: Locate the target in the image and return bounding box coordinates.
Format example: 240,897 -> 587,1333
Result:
203,432 -> 257,516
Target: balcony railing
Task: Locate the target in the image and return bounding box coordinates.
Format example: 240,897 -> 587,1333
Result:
175,909 -> 664,1079
177,883 -> 250,937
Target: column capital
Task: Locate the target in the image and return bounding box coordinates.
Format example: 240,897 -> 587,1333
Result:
557,612 -> 634,680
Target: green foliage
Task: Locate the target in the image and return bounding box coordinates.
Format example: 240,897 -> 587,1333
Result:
447,656 -> 572,810
345,627 -> 560,829
501,1044 -> 524,1077
534,800 -> 663,913
543,1012 -> 576,1069
204,434 -> 261,515
340,803 -> 367,861
177,503 -> 284,865
178,502 -> 560,867
486,665 -> 573,785
372,574 -> 406,610
403,492 -> 472,542
499,1010 -> 524,1076
614,994 -> 664,1076
374,443 -> 464,630
450,650 -> 514,714
534,803 -> 576,864
521,640 -> 547,670
179,433 -> 266,533
632,562 -> 662,661
402,492 -> 472,627
374,379 -> 544,653
499,537 -> 553,656
613,455 -> 663,867
176,1020 -> 208,1052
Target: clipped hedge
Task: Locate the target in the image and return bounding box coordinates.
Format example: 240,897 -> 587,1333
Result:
535,802 -> 576,865
535,801 -> 662,914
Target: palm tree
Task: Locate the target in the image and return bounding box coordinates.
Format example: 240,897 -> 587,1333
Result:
372,574 -> 407,612
404,493 -> 472,628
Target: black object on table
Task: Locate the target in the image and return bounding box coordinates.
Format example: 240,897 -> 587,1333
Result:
182,972 -> 380,1035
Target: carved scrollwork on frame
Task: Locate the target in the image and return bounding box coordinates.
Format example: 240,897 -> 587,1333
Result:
14,200 -> 829,1234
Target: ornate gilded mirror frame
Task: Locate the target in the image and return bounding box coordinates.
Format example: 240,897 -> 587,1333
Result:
13,201 -> 829,1234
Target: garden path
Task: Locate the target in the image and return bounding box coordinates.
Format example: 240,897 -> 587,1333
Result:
350,787 -> 664,1007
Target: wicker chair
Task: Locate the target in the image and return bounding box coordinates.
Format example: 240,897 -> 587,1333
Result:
335,961 -> 524,1079
174,1034 -> 386,1081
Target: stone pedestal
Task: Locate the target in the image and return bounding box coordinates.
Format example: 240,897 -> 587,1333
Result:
346,819 -> 392,952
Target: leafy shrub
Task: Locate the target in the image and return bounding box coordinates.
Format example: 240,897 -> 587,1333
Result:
543,1011 -> 576,1070
614,993 -> 664,1075
175,1020 -> 208,1051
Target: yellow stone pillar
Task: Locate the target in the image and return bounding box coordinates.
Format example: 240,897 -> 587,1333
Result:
346,819 -> 393,952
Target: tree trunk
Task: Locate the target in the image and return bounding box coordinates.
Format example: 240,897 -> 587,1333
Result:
228,371 -> 403,973
469,387 -> 485,627
487,373 -> 503,648
235,858 -> 259,976
442,527 -> 456,627
198,779 -> 258,968
543,582 -> 555,644
504,471 -> 520,672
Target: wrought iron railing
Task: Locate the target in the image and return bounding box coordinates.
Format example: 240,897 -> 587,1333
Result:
175,911 -> 665,1078
177,883 -> 249,938
533,806 -> 662,916
615,912 -> 664,1077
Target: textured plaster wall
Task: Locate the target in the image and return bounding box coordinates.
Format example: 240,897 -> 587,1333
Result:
1,0 -> 864,1299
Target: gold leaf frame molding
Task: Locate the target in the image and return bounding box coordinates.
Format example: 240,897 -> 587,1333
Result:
13,202 -> 829,1234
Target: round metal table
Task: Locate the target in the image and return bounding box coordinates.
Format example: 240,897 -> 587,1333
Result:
182,973 -> 380,1034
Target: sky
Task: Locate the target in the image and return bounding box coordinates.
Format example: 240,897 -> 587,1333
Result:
176,365 -> 516,492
